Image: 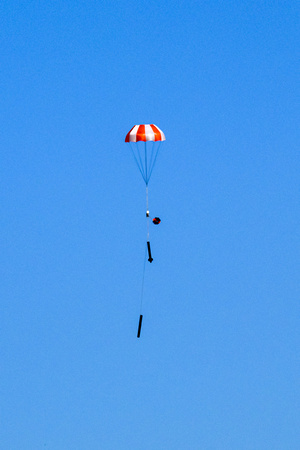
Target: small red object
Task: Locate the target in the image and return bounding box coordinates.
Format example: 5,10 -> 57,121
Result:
152,217 -> 161,225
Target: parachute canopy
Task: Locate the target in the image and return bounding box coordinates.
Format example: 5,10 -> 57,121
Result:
125,124 -> 166,185
125,124 -> 166,142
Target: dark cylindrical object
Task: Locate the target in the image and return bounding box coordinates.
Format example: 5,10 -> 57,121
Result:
147,241 -> 153,263
137,315 -> 143,338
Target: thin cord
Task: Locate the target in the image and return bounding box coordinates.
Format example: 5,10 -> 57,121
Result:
146,185 -> 150,240
147,141 -> 155,179
148,141 -> 162,181
137,143 -> 146,182
144,141 -> 148,183
140,185 -> 150,314
139,243 -> 147,314
129,143 -> 146,182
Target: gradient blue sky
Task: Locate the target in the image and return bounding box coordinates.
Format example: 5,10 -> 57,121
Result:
1,1 -> 299,448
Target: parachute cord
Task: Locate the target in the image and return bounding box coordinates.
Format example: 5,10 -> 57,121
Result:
129,143 -> 146,183
139,244 -> 147,314
148,141 -> 162,181
144,142 -> 148,183
146,185 -> 150,240
147,141 -> 155,178
137,143 -> 146,182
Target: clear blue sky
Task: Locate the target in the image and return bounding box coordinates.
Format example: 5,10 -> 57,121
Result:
1,1 -> 299,448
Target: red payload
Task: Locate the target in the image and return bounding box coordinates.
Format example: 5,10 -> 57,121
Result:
152,217 -> 161,225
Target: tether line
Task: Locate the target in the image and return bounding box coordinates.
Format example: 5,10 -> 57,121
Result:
129,143 -> 145,182
139,243 -> 147,314
148,142 -> 162,181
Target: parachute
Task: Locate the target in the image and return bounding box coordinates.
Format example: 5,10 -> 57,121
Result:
125,124 -> 165,185
125,124 -> 166,337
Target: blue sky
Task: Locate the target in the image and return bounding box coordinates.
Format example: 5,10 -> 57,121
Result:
1,1 -> 299,448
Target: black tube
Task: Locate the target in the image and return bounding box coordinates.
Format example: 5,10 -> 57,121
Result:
137,315 -> 143,338
147,241 -> 153,263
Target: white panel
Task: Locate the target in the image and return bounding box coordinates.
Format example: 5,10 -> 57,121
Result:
145,124 -> 155,142
129,125 -> 139,142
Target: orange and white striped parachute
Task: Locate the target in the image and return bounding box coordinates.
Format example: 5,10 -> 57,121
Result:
125,124 -> 166,143
125,124 -> 165,185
